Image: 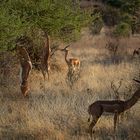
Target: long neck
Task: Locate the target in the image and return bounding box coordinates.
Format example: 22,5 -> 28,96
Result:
43,34 -> 50,61
44,34 -> 50,52
124,91 -> 139,111
65,51 -> 69,64
19,47 -> 31,62
24,48 -> 31,61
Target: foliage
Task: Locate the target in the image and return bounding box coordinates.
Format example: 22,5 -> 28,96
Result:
107,0 -> 140,14
113,22 -> 131,37
103,6 -> 121,26
121,0 -> 140,14
104,0 -> 140,33
0,0 -> 140,52
0,0 -> 92,51
120,13 -> 133,25
106,0 -> 123,7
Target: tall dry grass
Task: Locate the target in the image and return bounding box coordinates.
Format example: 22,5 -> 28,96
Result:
0,30 -> 140,140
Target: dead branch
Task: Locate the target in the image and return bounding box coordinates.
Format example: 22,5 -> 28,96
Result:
111,79 -> 123,100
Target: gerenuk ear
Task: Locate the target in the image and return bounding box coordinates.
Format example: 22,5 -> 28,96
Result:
62,44 -> 71,51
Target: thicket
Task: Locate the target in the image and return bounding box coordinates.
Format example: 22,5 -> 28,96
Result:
0,0 -> 92,51
106,0 -> 140,35
114,22 -> 131,37
90,0 -> 140,36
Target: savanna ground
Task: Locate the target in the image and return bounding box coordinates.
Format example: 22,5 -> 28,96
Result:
0,29 -> 140,140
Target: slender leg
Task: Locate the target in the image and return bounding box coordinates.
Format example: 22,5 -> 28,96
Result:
41,65 -> 46,81
114,113 -> 118,133
89,121 -> 94,139
43,71 -> 46,81
89,116 -> 100,139
43,75 -> 46,93
41,69 -> 45,81
24,89 -> 30,98
47,70 -> 49,81
26,63 -> 32,80
117,115 -> 119,125
41,69 -> 46,92
42,69 -> 46,81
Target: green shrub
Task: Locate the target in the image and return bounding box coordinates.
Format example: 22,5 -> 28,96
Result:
0,0 -> 92,51
113,22 -> 131,37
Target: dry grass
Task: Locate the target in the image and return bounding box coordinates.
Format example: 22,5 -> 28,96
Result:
0,30 -> 140,140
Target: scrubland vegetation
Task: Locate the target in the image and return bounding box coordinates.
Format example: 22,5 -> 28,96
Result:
0,0 -> 140,140
0,30 -> 140,139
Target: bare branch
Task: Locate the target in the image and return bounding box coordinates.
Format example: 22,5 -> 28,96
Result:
111,80 -> 123,100
50,44 -> 60,57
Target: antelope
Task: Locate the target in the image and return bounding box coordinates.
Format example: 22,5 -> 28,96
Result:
60,45 -> 80,71
88,82 -> 140,139
40,32 -> 51,81
16,43 -> 32,97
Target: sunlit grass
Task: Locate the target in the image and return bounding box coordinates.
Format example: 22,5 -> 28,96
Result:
0,34 -> 140,139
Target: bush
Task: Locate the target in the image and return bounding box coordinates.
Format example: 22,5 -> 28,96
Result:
120,13 -> 140,34
106,0 -> 123,7
103,6 -> 121,26
113,22 -> 131,37
121,13 -> 133,25
90,14 -> 104,35
0,0 -> 92,51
